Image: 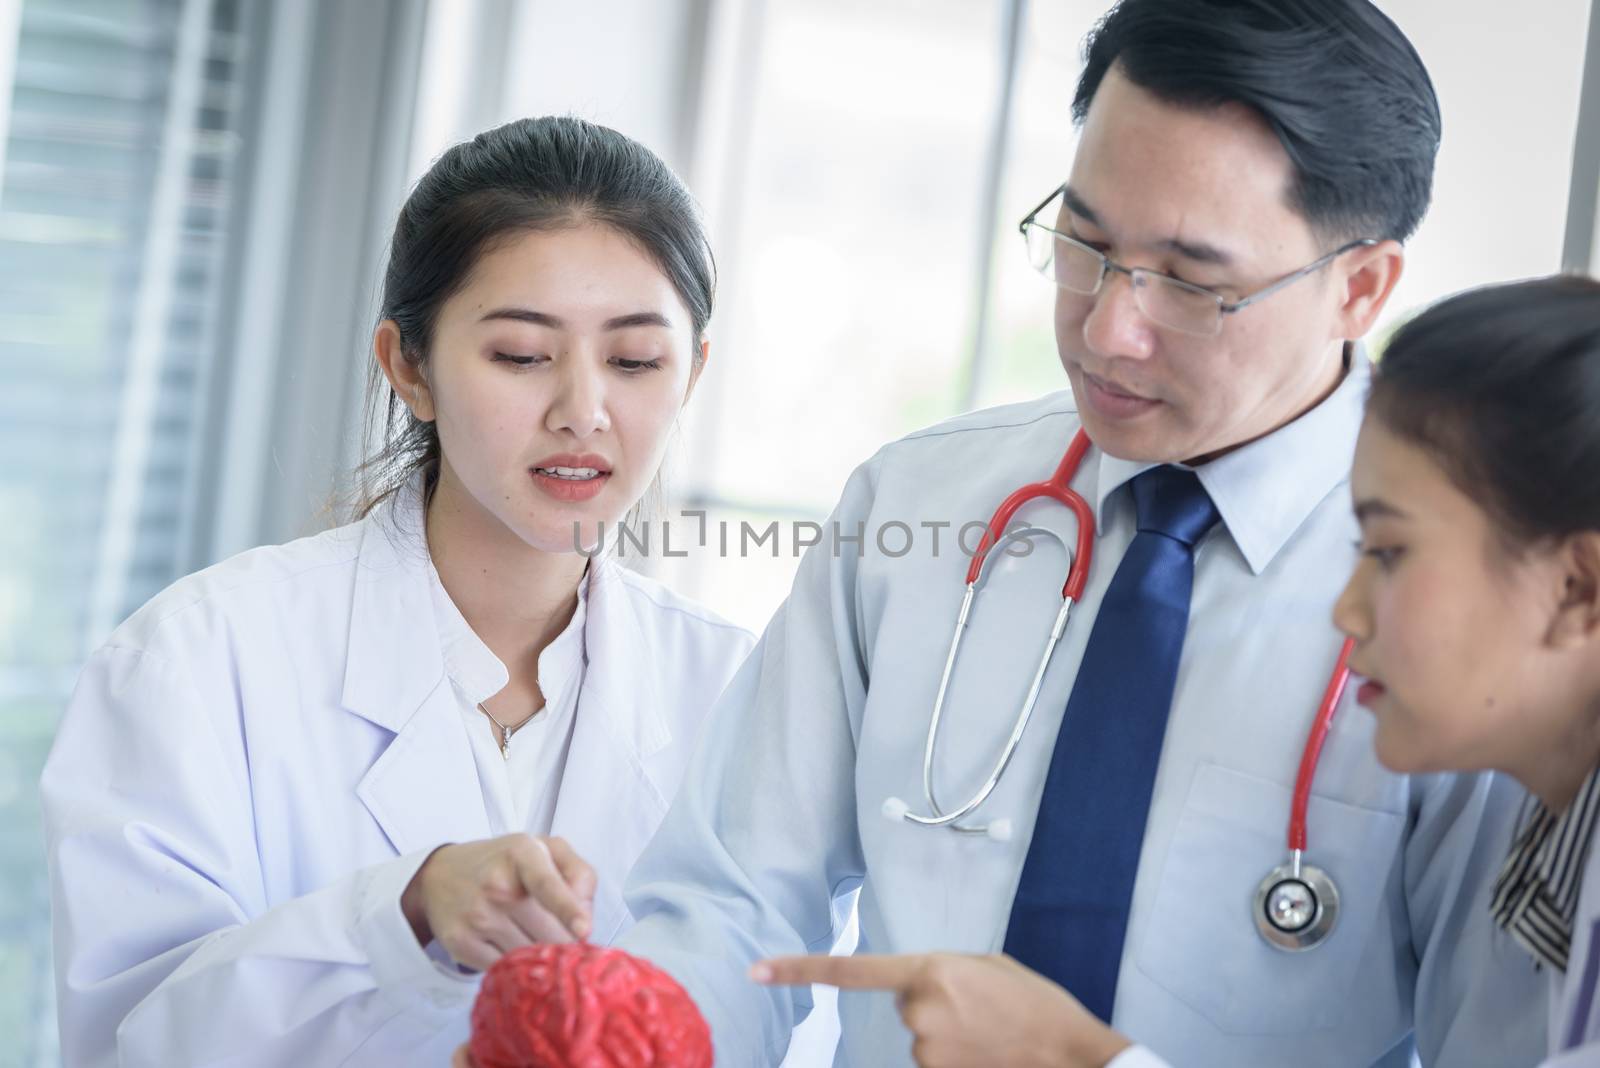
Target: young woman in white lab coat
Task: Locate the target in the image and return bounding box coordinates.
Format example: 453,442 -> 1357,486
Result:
1334,276 -> 1600,1067
41,116 -> 754,1067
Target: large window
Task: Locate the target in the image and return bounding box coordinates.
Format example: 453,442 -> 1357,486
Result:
0,2 -> 253,1063
649,0 -> 1596,632
650,0 -> 1020,625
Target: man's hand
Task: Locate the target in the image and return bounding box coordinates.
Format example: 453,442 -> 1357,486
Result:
752,952 -> 1132,1068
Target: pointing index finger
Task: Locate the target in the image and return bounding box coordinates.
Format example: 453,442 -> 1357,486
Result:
751,954 -> 923,991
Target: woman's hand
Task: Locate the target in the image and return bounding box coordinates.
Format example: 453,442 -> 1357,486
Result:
753,952 -> 1133,1068
400,833 -> 597,971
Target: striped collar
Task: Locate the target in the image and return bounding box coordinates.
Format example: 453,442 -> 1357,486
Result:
1492,768 -> 1600,972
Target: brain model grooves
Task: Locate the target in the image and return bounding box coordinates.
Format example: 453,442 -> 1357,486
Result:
469,943 -> 713,1068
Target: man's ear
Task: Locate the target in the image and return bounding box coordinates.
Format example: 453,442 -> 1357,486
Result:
374,320 -> 434,422
1548,532 -> 1600,650
1332,240 -> 1404,342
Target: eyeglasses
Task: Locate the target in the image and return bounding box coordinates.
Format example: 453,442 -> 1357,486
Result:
1019,184 -> 1376,337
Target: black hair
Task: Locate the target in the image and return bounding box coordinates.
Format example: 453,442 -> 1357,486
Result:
354,115 -> 715,517
1369,275 -> 1600,548
1073,0 -> 1441,243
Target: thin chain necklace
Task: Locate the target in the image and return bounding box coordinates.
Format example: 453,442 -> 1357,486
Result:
477,702 -> 533,761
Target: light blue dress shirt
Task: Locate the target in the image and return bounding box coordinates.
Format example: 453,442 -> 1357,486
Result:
621,356 -> 1546,1066
1540,792 -> 1600,1065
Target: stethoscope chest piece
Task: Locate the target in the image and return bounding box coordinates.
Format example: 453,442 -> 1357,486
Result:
1254,851 -> 1340,951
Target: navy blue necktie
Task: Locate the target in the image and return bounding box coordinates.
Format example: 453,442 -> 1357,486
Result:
1002,465 -> 1220,1023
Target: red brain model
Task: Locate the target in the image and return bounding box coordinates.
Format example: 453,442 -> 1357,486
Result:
468,943 -> 713,1068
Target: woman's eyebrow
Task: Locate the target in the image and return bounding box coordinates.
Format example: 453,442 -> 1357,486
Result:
480,307 -> 560,327
1354,497 -> 1411,522
602,311 -> 674,330
478,307 -> 673,330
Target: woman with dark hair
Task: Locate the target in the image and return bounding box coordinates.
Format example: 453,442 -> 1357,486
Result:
41,116 -> 755,1066
1335,275 -> 1600,1066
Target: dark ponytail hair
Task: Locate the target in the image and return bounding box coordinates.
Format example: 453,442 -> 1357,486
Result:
1368,274 -> 1600,549
353,115 -> 715,517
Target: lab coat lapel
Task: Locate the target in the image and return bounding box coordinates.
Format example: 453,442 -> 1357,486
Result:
550,558 -> 672,944
341,501 -> 491,857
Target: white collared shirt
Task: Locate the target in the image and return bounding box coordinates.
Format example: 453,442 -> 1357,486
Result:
426,559 -> 587,837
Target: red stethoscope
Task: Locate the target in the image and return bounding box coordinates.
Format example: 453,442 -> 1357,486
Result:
881,428 -> 1354,952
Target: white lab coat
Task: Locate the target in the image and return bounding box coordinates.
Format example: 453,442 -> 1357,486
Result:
41,490 -> 754,1067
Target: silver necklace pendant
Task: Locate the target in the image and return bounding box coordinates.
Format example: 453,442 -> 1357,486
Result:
480,702 -> 515,760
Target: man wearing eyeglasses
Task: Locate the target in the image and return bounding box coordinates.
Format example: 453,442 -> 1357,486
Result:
614,1 -> 1546,1065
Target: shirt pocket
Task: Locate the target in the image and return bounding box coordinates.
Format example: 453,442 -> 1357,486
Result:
1134,762 -> 1404,1035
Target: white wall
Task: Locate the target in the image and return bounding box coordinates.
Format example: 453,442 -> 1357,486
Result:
1381,0 -> 1591,332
